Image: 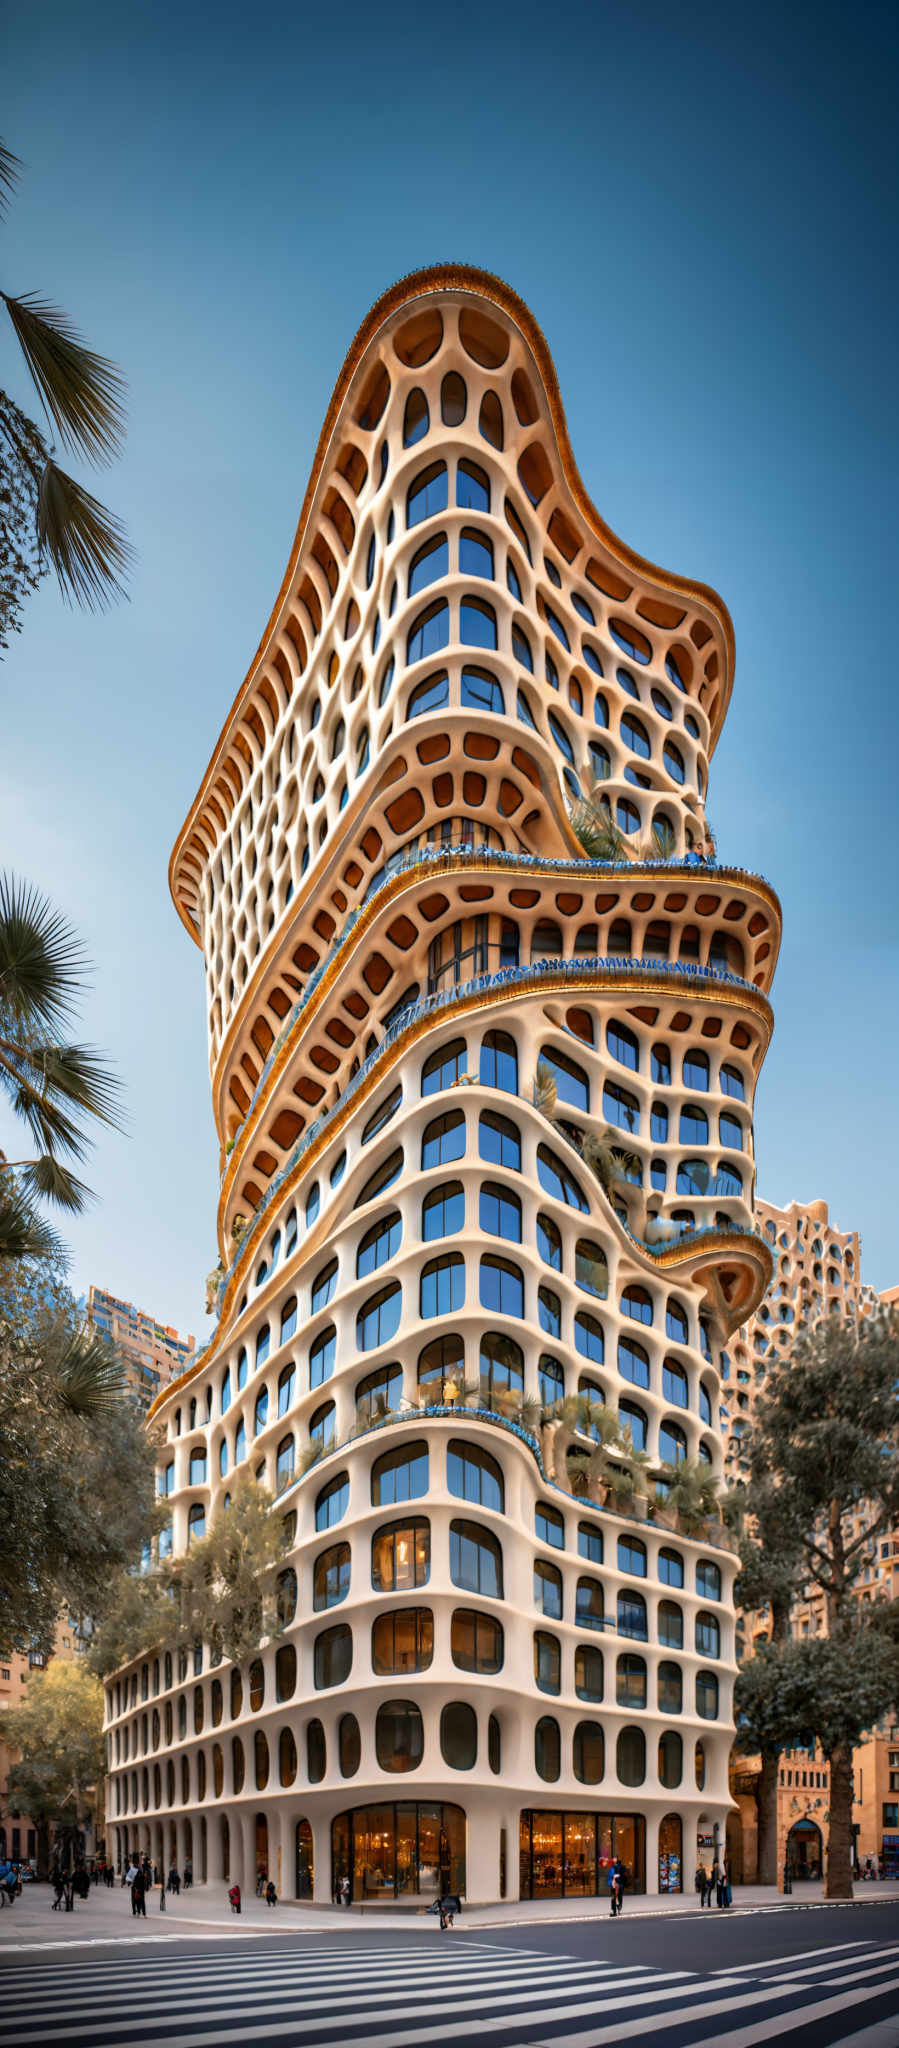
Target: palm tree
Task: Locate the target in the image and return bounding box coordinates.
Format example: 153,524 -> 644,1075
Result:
568,775 -> 630,862
0,874 -> 122,1257
656,1456 -> 720,1533
533,1060 -> 558,1119
0,138 -> 130,646
580,1126 -> 647,1235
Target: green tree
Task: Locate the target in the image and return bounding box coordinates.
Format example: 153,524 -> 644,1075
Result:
0,139 -> 131,647
90,1478 -> 289,1678
735,1308 -> 899,1897
5,1660 -> 105,1876
0,871 -> 123,1259
0,1256 -> 158,1656
732,1473 -> 807,1883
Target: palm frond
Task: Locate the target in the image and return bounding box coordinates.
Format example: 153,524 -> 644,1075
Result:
2,291 -> 126,464
0,141 -> 22,220
8,1074 -> 89,1158
0,1179 -> 63,1261
0,874 -> 88,1029
19,1153 -> 92,1212
533,1059 -> 558,1119
58,1326 -> 127,1414
36,460 -> 132,610
37,1044 -> 123,1129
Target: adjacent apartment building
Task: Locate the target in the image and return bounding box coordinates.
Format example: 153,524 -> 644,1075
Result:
87,1286 -> 195,1413
726,1196 -> 897,1882
103,266 -> 782,1902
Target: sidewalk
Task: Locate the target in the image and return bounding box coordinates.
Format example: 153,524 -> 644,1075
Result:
3,1877 -> 898,1944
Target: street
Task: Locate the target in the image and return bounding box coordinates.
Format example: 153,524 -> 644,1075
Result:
1,1890 -> 898,2046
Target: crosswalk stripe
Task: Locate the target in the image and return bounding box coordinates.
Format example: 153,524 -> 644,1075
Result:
11,1960 -> 655,2021
644,1971 -> 899,2048
517,1968 -> 899,2048
711,1936 -> 872,1973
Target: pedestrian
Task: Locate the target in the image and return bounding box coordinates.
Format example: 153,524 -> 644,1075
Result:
183,1858 -> 193,1890
131,1866 -> 146,1918
608,1857 -> 624,1916
167,1862 -> 180,1895
256,1866 -> 266,1898
694,1863 -> 705,1895
51,1868 -> 66,1911
229,1883 -> 242,1914
265,1879 -> 277,1907
699,1865 -> 713,1907
124,1859 -> 137,1898
340,1873 -> 351,1908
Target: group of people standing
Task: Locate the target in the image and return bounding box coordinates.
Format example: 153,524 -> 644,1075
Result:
696,1859 -> 733,1908
121,1854 -> 193,1915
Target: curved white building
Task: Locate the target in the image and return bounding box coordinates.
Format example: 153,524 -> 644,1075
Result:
105,267 -> 781,1904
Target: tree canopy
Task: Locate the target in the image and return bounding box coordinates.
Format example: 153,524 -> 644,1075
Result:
6,1659 -> 105,1833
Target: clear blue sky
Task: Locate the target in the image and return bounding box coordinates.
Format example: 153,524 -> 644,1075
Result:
3,0 -> 897,1336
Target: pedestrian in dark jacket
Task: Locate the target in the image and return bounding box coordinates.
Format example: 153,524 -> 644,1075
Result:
609,1858 -> 625,1915
131,1868 -> 146,1918
167,1863 -> 180,1894
265,1880 -> 277,1907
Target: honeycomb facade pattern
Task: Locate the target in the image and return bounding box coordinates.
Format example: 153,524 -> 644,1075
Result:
105,269 -> 782,1903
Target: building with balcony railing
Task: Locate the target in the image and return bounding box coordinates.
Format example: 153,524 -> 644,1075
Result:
103,267 -> 781,1902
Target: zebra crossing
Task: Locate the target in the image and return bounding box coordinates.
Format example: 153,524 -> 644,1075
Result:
2,1932 -> 898,2046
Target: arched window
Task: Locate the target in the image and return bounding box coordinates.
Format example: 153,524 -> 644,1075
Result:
479,1331 -> 524,1406
460,595 -> 497,648
220,1368 -> 232,1414
534,1630 -> 561,1694
407,670 -> 449,719
479,1180 -> 522,1242
461,664 -> 503,712
254,1731 -> 269,1790
361,1085 -> 402,1146
537,1144 -> 588,1211
574,1312 -> 605,1365
538,1045 -> 590,1111
314,1625 -> 352,1691
253,1390 -> 268,1437
662,1360 -> 688,1408
603,1081 -> 640,1133
315,1471 -> 349,1531
313,1543 -> 351,1612
355,1362 -> 402,1428
406,460 -> 448,528
311,1259 -> 338,1313
479,1254 -> 524,1317
621,1285 -> 653,1326
190,1449 -> 207,1483
277,1362 -> 296,1418
403,388 -> 429,446
539,1285 -> 561,1340
310,1325 -> 336,1388
683,1049 -> 710,1090
570,1574 -> 602,1632
530,918 -> 563,959
658,1661 -> 683,1712
658,1596 -> 684,1648
696,1671 -> 719,1720
450,1519 -> 503,1598
721,1063 -> 745,1100
621,712 -> 651,759
372,1608 -> 433,1675
457,459 -> 490,511
421,1037 -> 467,1096
187,1504 -> 205,1544
538,1353 -> 564,1406
447,1438 -> 504,1511
618,1335 -> 650,1388
659,1419 -> 688,1466
407,599 -> 450,664
279,1727 -> 297,1787
339,1714 -> 361,1779
357,1210 -> 402,1277
275,1645 -> 296,1703
535,1716 -> 561,1782
276,1434 -> 295,1491
441,1702 -> 477,1770
231,1736 -> 245,1793
357,1282 -> 402,1351
408,531 -> 448,597
697,1559 -> 722,1601
371,1517 -> 430,1591
376,1698 -> 424,1772
663,739 -> 685,783
371,1442 -> 428,1506
679,1104 -> 709,1145
478,1110 -> 521,1170
695,1741 -> 706,1790
307,1719 -> 326,1782
480,1029 -> 517,1092
310,1401 -> 336,1453
617,1653 -> 647,1708
617,1724 -> 646,1787
618,1588 -> 648,1641
441,370 -> 467,424
417,1332 -> 463,1397
421,1108 -> 465,1168
255,1325 -> 270,1367
421,1251 -> 465,1316
547,710 -> 574,762
534,1559 -> 563,1619
659,1730 -> 682,1789
696,1611 -> 721,1658
451,1608 -> 503,1673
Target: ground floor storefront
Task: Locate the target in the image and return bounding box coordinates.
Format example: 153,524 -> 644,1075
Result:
111,1791 -> 724,1903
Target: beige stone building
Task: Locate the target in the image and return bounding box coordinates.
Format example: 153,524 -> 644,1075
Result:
87,1285 -> 195,1413
725,1198 -> 896,1882
103,267 -> 781,1901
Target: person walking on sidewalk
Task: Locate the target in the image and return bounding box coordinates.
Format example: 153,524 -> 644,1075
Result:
699,1865 -> 714,1907
609,1857 -> 625,1916
131,1866 -> 147,1918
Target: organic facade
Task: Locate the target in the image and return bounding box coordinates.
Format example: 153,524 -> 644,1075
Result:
105,268 -> 782,1902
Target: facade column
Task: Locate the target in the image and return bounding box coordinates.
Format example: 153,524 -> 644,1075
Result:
206,1809 -> 225,1883
644,1810 -> 660,1895
466,1796 -> 502,1904
310,1811 -> 332,1904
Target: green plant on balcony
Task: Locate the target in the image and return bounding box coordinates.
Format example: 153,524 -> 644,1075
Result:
655,1455 -> 720,1534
